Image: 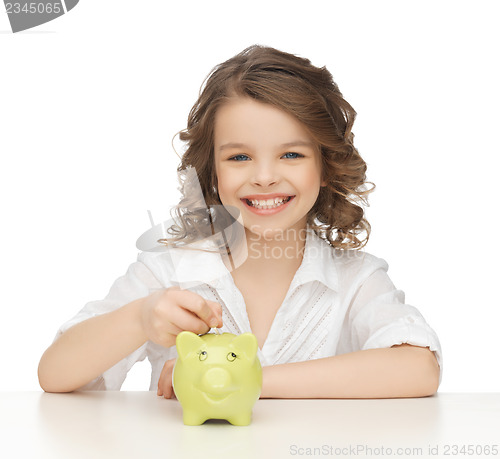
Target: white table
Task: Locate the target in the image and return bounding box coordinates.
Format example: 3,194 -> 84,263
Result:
1,392 -> 499,458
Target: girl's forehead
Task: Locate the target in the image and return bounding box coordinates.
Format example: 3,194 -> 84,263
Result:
214,97 -> 314,146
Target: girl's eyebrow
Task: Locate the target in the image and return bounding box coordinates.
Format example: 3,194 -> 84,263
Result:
218,140 -> 314,152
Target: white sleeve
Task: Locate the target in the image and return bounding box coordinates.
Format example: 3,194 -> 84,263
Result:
54,252 -> 164,390
342,265 -> 443,382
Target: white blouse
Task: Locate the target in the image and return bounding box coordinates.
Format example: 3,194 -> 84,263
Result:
55,228 -> 443,391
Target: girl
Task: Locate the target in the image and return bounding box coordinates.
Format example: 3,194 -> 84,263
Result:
38,45 -> 442,398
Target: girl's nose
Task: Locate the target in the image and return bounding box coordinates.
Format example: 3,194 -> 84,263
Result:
251,162 -> 279,187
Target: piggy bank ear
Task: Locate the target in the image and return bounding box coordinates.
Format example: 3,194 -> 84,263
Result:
176,331 -> 204,361
232,333 -> 258,361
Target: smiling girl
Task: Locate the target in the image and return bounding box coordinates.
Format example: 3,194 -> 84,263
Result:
39,45 -> 442,398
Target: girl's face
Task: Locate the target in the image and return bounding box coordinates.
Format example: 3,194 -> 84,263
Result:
214,97 -> 325,240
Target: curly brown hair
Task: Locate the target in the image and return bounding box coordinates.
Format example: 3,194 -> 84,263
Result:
168,44 -> 374,250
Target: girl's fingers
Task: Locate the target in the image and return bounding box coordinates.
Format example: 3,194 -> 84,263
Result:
206,300 -> 223,327
157,358 -> 176,398
146,289 -> 223,348
163,322 -> 184,339
170,290 -> 221,328
169,305 -> 212,336
157,360 -> 170,396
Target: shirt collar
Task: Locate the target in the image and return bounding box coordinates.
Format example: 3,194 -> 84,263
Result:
290,227 -> 339,292
162,225 -> 339,292
162,242 -> 230,290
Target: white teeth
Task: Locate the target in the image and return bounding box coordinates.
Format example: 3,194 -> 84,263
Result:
248,196 -> 290,209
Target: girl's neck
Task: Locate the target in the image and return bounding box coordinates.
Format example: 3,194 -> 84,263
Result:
233,223 -> 308,275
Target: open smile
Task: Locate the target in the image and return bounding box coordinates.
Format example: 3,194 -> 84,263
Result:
240,195 -> 295,215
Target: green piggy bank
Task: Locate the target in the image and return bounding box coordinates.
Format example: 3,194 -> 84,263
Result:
172,331 -> 262,426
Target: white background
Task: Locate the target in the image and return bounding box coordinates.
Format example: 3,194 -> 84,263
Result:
1,1 -> 498,392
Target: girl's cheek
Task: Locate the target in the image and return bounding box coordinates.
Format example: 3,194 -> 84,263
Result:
292,166 -> 322,188
215,174 -> 235,205
218,169 -> 243,193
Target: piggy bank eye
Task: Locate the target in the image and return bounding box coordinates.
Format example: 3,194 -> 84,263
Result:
198,350 -> 208,361
227,352 -> 237,362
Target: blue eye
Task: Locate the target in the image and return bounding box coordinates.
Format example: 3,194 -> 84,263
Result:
282,152 -> 303,159
228,154 -> 250,161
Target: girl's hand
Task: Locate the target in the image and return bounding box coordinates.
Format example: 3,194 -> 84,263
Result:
157,358 -> 176,398
141,287 -> 222,348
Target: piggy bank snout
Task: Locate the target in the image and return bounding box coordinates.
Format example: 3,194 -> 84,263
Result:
200,367 -> 233,394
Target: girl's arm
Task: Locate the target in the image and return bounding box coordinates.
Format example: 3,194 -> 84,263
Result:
260,344 -> 440,399
38,299 -> 147,393
38,288 -> 222,393
157,343 -> 439,399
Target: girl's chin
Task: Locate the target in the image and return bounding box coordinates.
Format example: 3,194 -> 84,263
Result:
245,226 -> 283,238
242,221 -> 308,241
